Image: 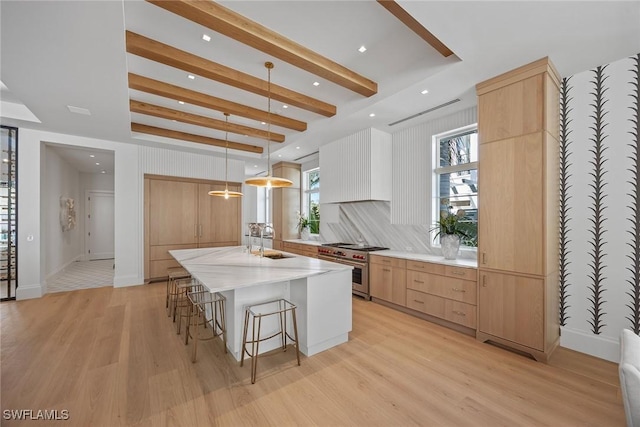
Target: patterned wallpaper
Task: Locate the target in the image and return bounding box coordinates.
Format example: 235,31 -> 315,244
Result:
560,53 -> 640,360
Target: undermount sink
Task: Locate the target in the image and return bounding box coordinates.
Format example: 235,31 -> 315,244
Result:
262,253 -> 294,260
251,250 -> 294,259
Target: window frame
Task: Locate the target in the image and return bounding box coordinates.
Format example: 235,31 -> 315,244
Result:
302,167 -> 320,235
431,124 -> 478,249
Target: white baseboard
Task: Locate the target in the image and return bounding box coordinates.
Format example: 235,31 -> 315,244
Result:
560,326 -> 620,362
16,284 -> 43,300
113,275 -> 145,288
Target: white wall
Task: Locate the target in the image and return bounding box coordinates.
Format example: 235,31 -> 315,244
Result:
42,145 -> 81,284
16,130 -> 244,299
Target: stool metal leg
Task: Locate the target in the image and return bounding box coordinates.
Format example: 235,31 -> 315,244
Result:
291,307 -> 301,366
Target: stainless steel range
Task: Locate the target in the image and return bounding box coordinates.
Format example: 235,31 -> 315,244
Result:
317,243 -> 389,300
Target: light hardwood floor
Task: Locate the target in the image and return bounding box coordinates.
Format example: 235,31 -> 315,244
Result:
0,283 -> 624,426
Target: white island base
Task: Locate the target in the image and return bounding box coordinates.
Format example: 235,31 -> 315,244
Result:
221,269 -> 352,361
170,247 -> 353,361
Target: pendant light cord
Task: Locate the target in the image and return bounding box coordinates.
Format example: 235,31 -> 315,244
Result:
266,62 -> 273,178
224,113 -> 229,190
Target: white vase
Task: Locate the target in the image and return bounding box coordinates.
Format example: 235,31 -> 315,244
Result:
441,234 -> 460,260
300,227 -> 311,240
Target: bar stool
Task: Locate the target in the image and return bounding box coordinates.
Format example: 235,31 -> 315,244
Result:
186,290 -> 227,363
174,279 -> 204,334
241,299 -> 301,384
166,267 -> 190,317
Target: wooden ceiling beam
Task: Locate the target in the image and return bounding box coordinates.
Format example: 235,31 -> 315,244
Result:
130,100 -> 285,142
126,31 -> 336,117
147,0 -> 378,97
131,123 -> 263,154
128,74 -> 307,132
377,1 -> 454,58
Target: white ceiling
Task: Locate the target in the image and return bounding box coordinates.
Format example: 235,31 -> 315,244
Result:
1,1 -> 639,176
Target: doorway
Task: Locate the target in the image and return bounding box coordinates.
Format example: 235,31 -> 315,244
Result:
85,190 -> 114,260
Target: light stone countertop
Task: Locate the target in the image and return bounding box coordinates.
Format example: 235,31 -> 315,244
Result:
170,246 -> 352,292
369,250 -> 478,268
283,239 -> 323,246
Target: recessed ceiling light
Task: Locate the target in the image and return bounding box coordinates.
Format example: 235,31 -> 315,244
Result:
421,89 -> 429,95
95,162 -> 100,165
282,105 -> 288,109
2,159 -> 8,163
178,101 -> 185,105
188,74 -> 195,80
296,146 -> 300,149
278,154 -> 282,157
202,34 -> 211,42
89,154 -> 95,158
261,122 -> 266,125
369,113 -> 376,117
101,170 -> 106,174
313,82 -> 320,87
254,164 -> 258,168
358,46 -> 367,53
67,105 -> 91,115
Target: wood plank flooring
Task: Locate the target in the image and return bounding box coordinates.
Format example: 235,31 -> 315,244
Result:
0,283 -> 624,426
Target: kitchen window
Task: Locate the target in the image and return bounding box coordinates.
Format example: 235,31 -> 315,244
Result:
433,125 -> 478,247
302,168 -> 320,234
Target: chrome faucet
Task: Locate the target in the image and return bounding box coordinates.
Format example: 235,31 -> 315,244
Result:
260,224 -> 274,257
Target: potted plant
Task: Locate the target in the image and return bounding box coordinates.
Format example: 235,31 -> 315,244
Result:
431,203 -> 471,260
296,211 -> 311,240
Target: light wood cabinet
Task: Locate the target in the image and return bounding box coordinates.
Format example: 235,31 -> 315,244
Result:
405,262 -> 477,330
475,57 -> 560,361
271,162 -> 301,250
370,255 -> 406,306
282,241 -> 318,258
478,271 -> 544,350
144,175 -> 242,281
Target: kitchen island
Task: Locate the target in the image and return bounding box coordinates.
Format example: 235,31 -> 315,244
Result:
170,246 -> 353,361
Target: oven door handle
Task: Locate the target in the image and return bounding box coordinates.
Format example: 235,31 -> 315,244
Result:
318,256 -> 366,268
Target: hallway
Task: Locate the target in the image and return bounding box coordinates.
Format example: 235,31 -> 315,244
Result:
47,259 -> 114,293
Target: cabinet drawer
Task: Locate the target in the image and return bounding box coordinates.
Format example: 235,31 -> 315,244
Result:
406,290 -> 476,329
149,244 -> 197,261
445,266 -> 477,282
406,270 -> 477,304
406,260 -> 445,275
370,255 -> 406,268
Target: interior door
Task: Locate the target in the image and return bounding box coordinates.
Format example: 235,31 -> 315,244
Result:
87,191 -> 114,260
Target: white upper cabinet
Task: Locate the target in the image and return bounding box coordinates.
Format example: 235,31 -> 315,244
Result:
319,128 -> 392,203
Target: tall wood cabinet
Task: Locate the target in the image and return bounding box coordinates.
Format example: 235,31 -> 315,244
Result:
475,57 -> 560,361
271,162 -> 301,251
144,175 -> 241,281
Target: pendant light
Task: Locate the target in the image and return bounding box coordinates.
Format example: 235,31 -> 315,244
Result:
244,62 -> 293,189
209,113 -> 244,199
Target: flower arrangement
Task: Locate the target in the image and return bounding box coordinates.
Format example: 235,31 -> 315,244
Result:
430,199 -> 471,241
296,211 -> 310,232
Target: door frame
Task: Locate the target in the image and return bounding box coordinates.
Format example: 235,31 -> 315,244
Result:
83,190 -> 115,261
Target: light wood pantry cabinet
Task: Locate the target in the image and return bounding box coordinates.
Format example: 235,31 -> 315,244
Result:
271,162 -> 301,251
476,57 -> 560,361
144,175 -> 242,281
405,261 -> 477,331
370,255 -> 406,306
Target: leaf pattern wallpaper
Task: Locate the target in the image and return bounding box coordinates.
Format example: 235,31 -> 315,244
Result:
562,53 -> 640,359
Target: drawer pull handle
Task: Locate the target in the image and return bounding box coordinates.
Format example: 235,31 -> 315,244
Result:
451,270 -> 466,276
451,288 -> 466,293
382,268 -> 391,272
452,310 -> 466,317
414,280 -> 424,284
382,259 -> 391,263
482,252 -> 487,264
413,299 -> 425,304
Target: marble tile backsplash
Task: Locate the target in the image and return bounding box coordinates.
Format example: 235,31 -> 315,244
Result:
319,201 -> 476,260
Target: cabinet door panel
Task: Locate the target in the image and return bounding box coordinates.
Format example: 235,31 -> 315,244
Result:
370,262 -> 406,306
198,183 -> 240,246
149,180 -> 198,246
478,271 -> 544,350
478,133 -> 543,275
